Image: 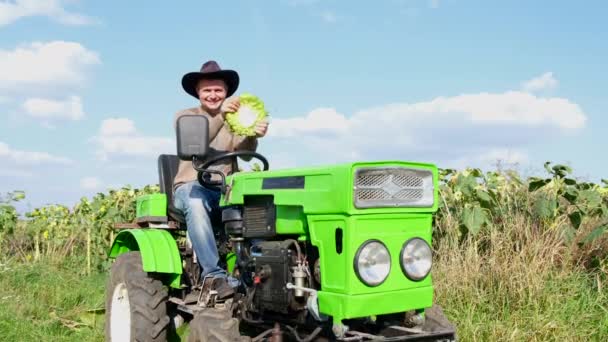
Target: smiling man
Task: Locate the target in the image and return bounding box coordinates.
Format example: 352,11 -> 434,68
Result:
172,60 -> 268,298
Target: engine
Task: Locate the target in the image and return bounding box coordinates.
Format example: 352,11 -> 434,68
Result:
250,241 -> 308,314
221,200 -> 313,319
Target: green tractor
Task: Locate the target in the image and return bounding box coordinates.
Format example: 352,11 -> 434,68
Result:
105,115 -> 456,341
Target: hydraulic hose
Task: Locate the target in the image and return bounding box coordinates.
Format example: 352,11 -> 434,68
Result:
283,239 -> 303,262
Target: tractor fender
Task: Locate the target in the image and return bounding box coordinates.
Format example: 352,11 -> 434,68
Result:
109,229 -> 182,289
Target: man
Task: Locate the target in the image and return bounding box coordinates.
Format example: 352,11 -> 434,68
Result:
172,60 -> 268,298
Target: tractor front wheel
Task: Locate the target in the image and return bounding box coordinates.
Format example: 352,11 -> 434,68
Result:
105,251 -> 170,341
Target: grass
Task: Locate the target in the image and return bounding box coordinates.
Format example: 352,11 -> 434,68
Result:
432,214 -> 608,341
0,257 -> 195,341
0,258 -> 105,341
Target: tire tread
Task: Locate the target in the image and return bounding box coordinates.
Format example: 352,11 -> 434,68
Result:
105,251 -> 170,342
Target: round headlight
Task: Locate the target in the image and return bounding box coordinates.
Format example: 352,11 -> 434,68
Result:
354,240 -> 391,286
400,238 -> 432,281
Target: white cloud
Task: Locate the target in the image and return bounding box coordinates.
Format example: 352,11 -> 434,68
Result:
0,0 -> 97,27
522,72 -> 558,92
357,91 -> 585,130
272,91 -> 586,139
0,141 -> 72,165
80,176 -> 102,190
265,83 -> 587,170
22,95 -> 84,121
271,108 -> 352,137
0,41 -> 100,89
94,118 -> 174,160
429,0 -> 440,9
99,118 -> 137,136
448,148 -> 529,171
0,168 -> 34,178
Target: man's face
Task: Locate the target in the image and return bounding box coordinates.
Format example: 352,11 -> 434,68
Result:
196,79 -> 227,113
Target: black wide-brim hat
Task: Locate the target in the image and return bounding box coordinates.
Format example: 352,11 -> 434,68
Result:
181,60 -> 239,99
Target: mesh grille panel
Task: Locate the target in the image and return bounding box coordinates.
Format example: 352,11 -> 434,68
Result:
357,188 -> 391,200
392,173 -> 423,187
356,173 -> 388,187
244,206 -> 267,230
354,167 -> 433,208
242,195 -> 276,238
394,188 -> 424,199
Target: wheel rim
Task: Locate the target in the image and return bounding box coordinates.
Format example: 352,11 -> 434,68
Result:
111,282 -> 131,342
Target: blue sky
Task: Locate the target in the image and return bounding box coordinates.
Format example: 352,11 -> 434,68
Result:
1,0 -> 606,211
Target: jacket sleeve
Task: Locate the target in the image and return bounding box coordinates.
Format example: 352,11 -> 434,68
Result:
235,135 -> 258,152
232,132 -> 259,162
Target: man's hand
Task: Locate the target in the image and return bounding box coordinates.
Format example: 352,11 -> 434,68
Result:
254,119 -> 269,138
221,97 -> 240,115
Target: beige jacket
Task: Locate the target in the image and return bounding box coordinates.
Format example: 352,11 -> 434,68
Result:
172,106 -> 258,191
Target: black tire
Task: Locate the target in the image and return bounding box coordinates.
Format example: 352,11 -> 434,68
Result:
105,251 -> 170,341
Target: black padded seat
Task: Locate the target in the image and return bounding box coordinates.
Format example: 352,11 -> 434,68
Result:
158,154 -> 186,224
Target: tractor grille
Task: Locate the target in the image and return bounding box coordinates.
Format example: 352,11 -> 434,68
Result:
354,167 -> 434,208
243,195 -> 276,238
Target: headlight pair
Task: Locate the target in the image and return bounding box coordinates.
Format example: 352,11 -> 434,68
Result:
354,238 -> 432,286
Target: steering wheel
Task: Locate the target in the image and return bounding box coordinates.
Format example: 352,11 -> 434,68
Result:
200,151 -> 269,171
194,151 -> 269,191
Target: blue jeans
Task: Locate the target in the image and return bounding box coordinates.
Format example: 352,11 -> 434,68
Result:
173,181 -> 226,279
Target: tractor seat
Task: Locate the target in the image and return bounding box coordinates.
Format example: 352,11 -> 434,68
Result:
158,154 -> 186,225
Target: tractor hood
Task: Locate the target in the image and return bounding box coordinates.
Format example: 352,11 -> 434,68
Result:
221,161 -> 439,215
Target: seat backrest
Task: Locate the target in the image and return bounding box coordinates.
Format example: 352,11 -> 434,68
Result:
158,154 -> 180,205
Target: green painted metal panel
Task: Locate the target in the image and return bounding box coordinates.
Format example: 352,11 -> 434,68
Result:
136,193 -> 167,218
308,213 -> 433,295
308,216 -> 349,293
275,205 -> 307,235
226,252 -> 236,274
222,161 -> 438,215
317,286 -> 433,323
108,229 -> 182,288
308,213 -> 434,321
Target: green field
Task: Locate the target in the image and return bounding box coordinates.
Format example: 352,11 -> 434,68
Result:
0,258 -> 105,341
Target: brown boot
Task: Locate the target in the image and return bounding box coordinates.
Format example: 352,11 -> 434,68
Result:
212,277 -> 235,299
